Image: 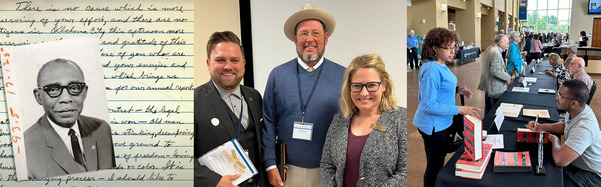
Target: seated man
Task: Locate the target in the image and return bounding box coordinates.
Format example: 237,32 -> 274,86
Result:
529,79 -> 601,186
569,57 -> 593,91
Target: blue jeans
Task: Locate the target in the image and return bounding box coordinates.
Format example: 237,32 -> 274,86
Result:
564,165 -> 601,187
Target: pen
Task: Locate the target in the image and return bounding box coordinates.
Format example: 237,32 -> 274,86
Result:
534,115 -> 538,130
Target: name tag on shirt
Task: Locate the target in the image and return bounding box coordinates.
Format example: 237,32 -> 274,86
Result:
292,121 -> 313,141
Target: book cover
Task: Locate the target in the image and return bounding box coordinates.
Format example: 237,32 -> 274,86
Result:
493,151 -> 532,173
516,128 -> 549,143
456,143 -> 493,172
464,115 -> 483,160
522,109 -> 550,118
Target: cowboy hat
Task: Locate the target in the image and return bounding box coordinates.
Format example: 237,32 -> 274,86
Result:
284,3 -> 336,41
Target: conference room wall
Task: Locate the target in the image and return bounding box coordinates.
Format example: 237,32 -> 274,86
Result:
250,0 -> 408,108
194,0 -> 242,86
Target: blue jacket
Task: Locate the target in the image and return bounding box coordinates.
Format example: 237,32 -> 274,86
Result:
507,41 -> 525,73
413,60 -> 460,134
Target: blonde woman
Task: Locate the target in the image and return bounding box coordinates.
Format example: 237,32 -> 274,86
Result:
321,54 -> 406,187
545,53 -> 571,86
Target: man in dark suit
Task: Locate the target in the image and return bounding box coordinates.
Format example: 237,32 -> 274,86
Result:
195,31 -> 267,187
25,58 -> 115,179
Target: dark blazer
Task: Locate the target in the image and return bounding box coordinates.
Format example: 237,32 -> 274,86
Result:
320,108 -> 407,187
194,80 -> 268,187
24,115 -> 115,179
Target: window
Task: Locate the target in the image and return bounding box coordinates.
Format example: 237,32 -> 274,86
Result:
523,0 -> 572,36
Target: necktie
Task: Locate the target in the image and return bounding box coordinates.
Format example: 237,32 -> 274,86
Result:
307,67 -> 315,72
69,129 -> 86,168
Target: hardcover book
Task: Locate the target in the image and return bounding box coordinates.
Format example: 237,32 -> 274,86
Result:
516,128 -> 549,143
494,151 -> 532,173
464,115 -> 483,160
456,143 -> 493,172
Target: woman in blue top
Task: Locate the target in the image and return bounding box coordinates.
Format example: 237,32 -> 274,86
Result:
507,31 -> 526,76
414,27 -> 480,187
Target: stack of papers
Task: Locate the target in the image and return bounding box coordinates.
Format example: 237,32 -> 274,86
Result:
198,139 -> 258,185
495,103 -> 524,118
512,87 -> 530,93
538,88 -> 555,94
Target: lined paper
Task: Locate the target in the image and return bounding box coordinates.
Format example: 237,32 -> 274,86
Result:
0,0 -> 193,186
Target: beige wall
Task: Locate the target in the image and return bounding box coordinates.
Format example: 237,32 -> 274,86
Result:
408,0 -> 443,36
455,0 -> 482,47
495,0 -> 505,10
570,0 -> 594,48
481,8 -> 497,48
481,0 -> 493,7
448,0 -> 467,10
194,0 -> 241,86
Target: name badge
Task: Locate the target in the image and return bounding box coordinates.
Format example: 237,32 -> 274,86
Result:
292,121 -> 313,141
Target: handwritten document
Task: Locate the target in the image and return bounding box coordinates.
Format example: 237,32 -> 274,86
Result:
0,0 -> 193,186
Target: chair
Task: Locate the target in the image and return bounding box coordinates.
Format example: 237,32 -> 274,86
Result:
587,81 -> 597,105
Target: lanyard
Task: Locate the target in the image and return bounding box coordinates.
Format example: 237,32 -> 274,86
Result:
296,62 -> 323,123
234,95 -> 244,138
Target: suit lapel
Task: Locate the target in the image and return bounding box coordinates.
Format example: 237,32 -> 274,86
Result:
205,81 -> 236,139
40,117 -> 83,173
79,119 -> 98,171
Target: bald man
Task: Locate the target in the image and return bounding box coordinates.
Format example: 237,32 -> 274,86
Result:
25,58 -> 115,179
407,30 -> 419,70
569,57 -> 593,91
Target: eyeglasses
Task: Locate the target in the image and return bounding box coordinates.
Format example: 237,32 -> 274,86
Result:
557,92 -> 576,100
437,45 -> 459,52
41,82 -> 87,98
349,82 -> 382,93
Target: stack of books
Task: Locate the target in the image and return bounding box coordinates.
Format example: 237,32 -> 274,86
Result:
455,115 -> 491,179
455,144 -> 493,179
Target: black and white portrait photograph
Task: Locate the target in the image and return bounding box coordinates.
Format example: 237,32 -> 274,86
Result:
1,36 -> 114,180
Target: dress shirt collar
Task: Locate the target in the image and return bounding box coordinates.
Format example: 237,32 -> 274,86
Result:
47,116 -> 83,156
297,56 -> 324,70
212,81 -> 242,100
495,44 -> 503,54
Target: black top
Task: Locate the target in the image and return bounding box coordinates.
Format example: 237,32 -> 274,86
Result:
579,36 -> 589,47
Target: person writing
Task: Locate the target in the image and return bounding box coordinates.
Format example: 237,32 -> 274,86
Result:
320,54 -> 406,187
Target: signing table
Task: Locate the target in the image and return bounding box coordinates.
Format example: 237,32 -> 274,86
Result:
456,47 -> 481,64
436,61 -> 564,187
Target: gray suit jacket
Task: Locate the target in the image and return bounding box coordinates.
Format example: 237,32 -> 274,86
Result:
24,115 -> 115,179
320,108 -> 407,187
478,44 -> 512,98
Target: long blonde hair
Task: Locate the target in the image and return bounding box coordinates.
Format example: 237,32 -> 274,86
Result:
340,54 -> 398,117
549,53 -> 563,66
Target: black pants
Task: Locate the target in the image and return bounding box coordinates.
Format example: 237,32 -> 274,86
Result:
485,92 -> 499,115
419,128 -> 447,187
525,51 -> 532,65
408,47 -> 418,70
531,52 -> 542,61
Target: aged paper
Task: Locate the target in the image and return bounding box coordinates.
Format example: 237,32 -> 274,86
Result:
0,0 -> 193,186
